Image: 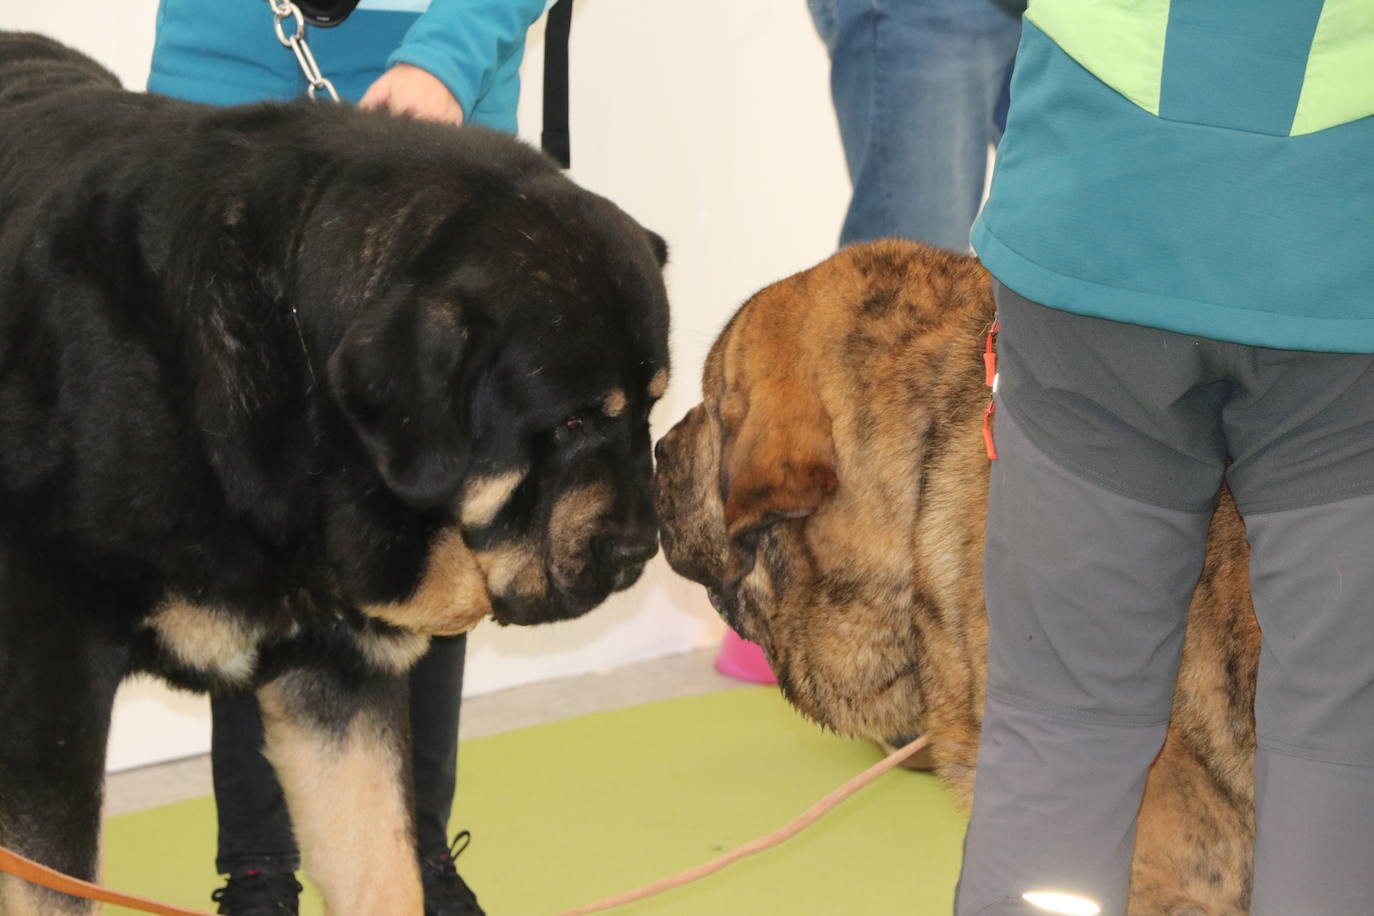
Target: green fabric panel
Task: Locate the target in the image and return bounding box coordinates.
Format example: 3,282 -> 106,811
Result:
1024,0 -> 1170,116
1292,0 -> 1374,136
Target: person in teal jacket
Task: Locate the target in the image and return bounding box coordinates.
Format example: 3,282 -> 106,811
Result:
149,0 -> 547,131
958,1 -> 1374,914
147,3 -> 549,915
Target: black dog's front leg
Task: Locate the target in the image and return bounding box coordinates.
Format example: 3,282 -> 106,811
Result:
257,664 -> 421,915
0,555 -> 127,915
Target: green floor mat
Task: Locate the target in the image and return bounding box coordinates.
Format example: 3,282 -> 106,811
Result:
100,687 -> 967,915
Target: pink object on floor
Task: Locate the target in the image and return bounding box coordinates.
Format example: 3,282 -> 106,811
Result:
714,629 -> 777,685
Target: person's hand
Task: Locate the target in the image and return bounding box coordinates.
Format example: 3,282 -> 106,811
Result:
359,63 -> 464,126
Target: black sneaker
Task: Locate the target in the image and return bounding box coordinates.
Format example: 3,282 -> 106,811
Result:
421,831 -> 485,916
210,868 -> 303,916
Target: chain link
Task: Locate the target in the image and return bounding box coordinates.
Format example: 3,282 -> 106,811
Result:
265,0 -> 340,102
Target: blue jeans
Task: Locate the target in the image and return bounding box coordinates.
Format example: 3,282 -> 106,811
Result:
807,0 -> 1025,251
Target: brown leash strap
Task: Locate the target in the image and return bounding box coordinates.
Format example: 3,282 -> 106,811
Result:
551,734 -> 932,915
0,734 -> 930,916
0,846 -> 215,916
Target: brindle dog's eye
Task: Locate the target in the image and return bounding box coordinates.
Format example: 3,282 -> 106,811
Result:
563,415 -> 585,432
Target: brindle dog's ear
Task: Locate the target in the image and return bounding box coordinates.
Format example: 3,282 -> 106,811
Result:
719,361 -> 837,587
328,293 -> 470,508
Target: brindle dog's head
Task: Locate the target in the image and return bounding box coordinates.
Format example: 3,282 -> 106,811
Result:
316,126 -> 670,627
655,241 -> 994,740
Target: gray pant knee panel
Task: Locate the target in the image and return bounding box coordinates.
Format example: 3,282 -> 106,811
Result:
1249,746 -> 1374,915
957,696 -> 1165,916
1245,495 -> 1374,765
985,407 -> 1210,722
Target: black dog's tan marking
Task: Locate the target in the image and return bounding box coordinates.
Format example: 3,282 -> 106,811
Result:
258,672 -> 420,914
602,389 -> 628,418
648,368 -> 670,400
0,32 -> 668,912
460,468 -> 528,529
360,529 -> 491,636
145,600 -> 267,686
655,241 -> 1262,914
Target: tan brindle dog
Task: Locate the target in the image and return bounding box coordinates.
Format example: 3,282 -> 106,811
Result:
655,240 -> 1259,915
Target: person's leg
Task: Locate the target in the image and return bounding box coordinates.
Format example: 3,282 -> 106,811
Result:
410,633 -> 467,858
957,410 -> 1214,916
957,286 -> 1228,915
409,633 -> 484,915
211,691 -> 301,876
1244,496 -> 1374,914
816,0 -> 1023,250
1221,350 -> 1374,914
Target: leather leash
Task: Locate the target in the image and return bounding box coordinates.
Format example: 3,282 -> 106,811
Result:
550,734 -> 933,915
0,734 -> 929,915
0,845 -> 215,916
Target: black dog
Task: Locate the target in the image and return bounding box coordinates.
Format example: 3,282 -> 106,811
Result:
0,33 -> 669,914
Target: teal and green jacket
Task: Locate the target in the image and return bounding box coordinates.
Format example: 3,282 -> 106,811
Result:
148,0 -> 549,131
973,0 -> 1374,352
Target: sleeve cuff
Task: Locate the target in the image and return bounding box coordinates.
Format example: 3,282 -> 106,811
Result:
385,42 -> 481,119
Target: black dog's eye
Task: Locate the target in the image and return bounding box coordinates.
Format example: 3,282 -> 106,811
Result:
563,415 -> 585,432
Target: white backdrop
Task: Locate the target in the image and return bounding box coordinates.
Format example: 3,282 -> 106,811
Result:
1,0 -> 853,770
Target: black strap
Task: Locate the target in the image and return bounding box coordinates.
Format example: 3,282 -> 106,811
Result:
294,0 -> 361,27
542,0 -> 573,169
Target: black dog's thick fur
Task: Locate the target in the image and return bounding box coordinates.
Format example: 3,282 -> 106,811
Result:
0,33 -> 668,911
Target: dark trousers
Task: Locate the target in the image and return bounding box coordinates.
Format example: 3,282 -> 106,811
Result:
212,634 -> 468,874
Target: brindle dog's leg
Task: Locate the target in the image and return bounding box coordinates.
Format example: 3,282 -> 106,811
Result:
257,667 -> 421,915
0,552 -> 127,914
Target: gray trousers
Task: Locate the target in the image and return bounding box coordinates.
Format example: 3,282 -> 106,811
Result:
955,286 -> 1374,915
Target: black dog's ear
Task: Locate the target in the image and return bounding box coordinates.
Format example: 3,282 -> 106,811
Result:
644,229 -> 669,268
328,293 -> 471,508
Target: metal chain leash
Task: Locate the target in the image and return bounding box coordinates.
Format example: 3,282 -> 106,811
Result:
265,0 -> 341,102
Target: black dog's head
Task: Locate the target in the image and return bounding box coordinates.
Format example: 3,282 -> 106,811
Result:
316,124 -> 670,625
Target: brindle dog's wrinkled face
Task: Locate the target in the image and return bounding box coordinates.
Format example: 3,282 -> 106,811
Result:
655,244 -> 993,740
654,298 -> 908,740
330,174 -> 670,626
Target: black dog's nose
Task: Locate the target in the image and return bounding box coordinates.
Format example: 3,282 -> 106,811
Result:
608,535 -> 658,570
595,529 -> 659,593
603,537 -> 656,593
610,561 -> 647,592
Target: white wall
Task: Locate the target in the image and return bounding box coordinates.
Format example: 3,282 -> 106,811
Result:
2,1 -> 853,770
